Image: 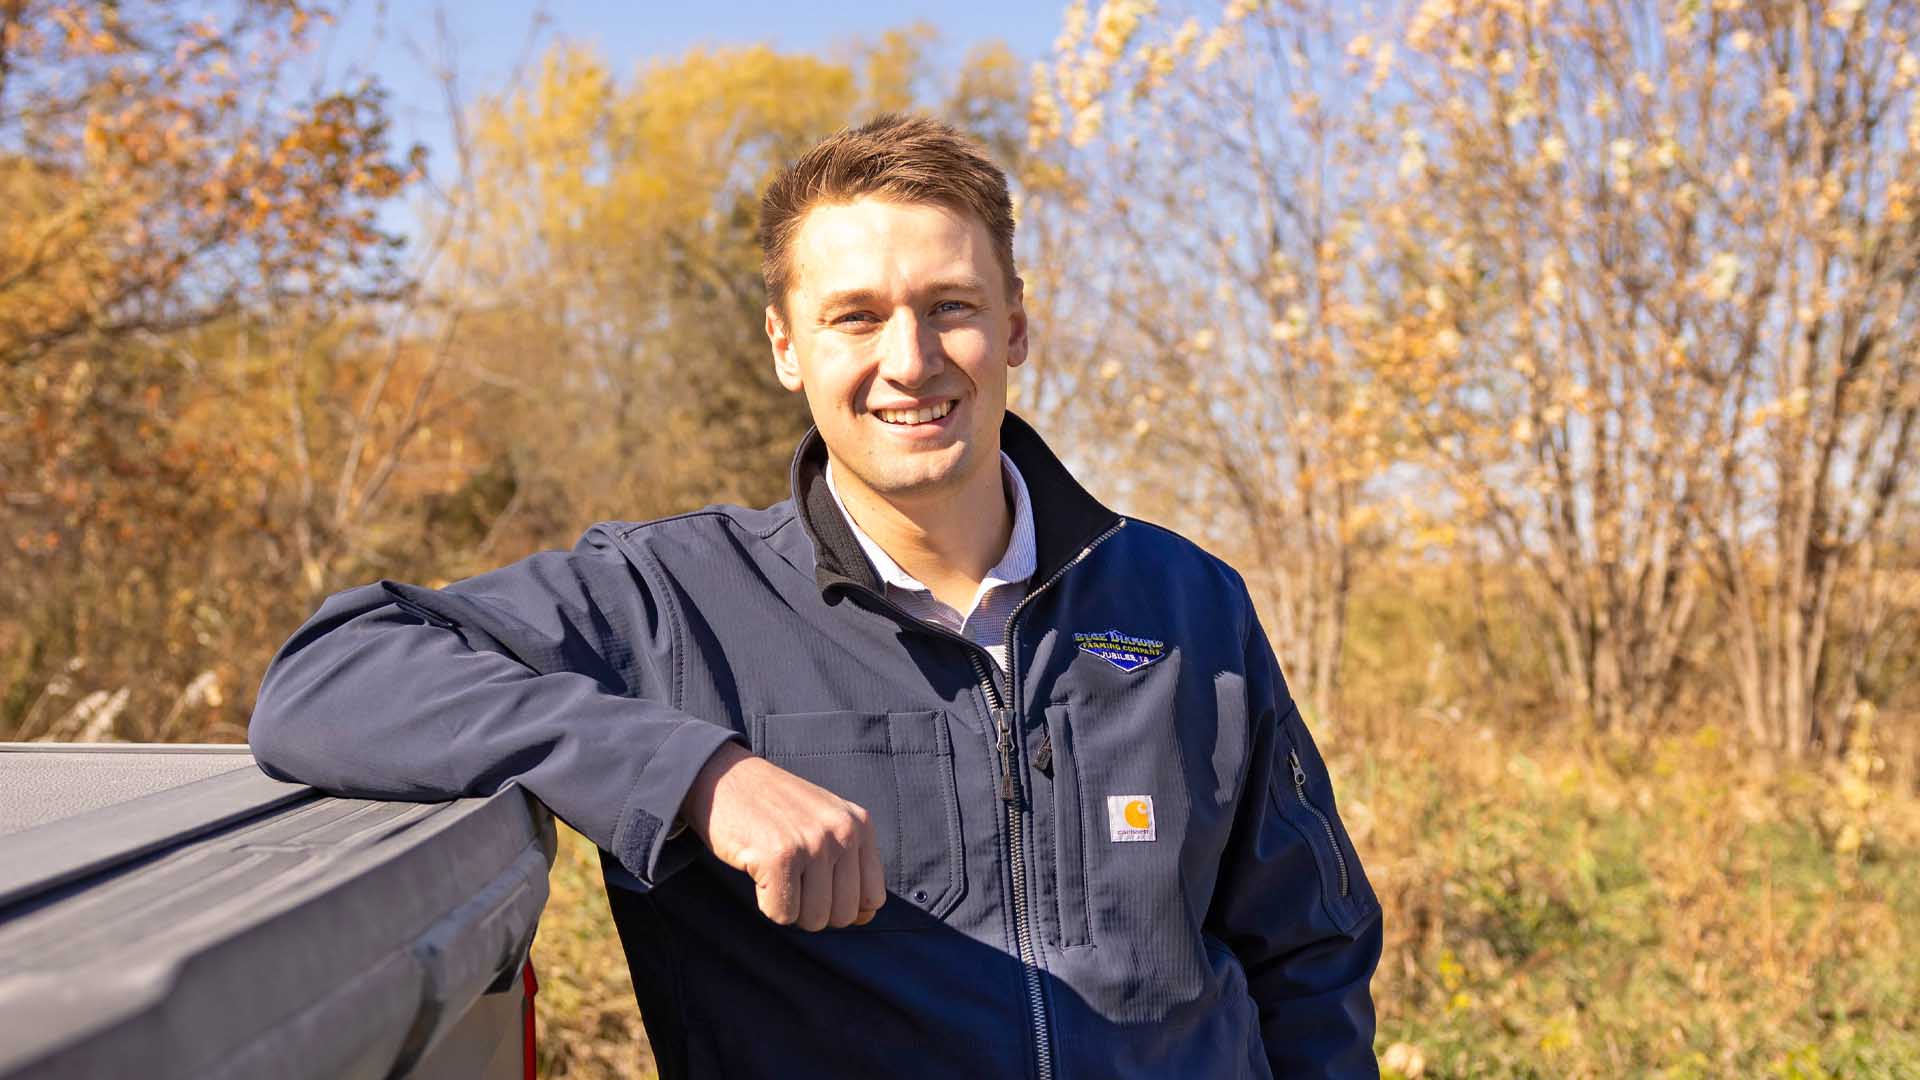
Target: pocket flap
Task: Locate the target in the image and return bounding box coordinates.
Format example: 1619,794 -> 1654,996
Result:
754,710 -> 945,758
749,710 -> 965,924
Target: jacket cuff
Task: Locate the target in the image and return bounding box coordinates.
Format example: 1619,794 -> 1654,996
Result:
612,718 -> 747,886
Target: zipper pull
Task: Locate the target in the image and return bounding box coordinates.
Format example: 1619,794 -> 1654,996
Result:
1031,730 -> 1053,775
993,708 -> 1016,802
1288,747 -> 1308,789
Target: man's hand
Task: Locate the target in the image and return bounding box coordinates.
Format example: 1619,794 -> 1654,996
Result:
679,741 -> 887,930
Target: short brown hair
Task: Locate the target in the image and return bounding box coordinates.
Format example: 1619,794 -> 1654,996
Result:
759,113 -> 1018,317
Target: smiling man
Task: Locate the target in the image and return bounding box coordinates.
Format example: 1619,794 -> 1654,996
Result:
249,114 -> 1381,1078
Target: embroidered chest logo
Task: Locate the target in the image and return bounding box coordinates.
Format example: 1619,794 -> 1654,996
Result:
1073,629 -> 1166,673
1107,795 -> 1156,842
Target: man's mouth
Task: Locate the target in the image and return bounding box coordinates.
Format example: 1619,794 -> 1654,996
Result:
873,400 -> 955,426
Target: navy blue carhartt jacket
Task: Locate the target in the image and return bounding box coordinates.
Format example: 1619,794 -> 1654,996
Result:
248,413 -> 1382,1078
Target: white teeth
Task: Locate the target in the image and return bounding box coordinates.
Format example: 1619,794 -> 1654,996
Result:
876,401 -> 954,425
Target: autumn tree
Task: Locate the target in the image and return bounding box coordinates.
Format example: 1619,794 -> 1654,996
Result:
1021,0 -> 1917,749
1383,0 -> 1920,748
0,1 -> 415,364
1,1 -> 422,740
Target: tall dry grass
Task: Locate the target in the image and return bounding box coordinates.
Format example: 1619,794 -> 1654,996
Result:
1351,713 -> 1919,1077
528,706 -> 1919,1078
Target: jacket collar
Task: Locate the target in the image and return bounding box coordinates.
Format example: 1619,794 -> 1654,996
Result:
788,411 -> 1123,602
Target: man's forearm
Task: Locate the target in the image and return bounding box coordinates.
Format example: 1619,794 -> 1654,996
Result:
249,578 -> 742,886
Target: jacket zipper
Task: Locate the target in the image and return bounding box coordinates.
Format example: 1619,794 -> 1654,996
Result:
1288,747 -> 1351,897
846,518 -> 1126,1080
968,518 -> 1126,1080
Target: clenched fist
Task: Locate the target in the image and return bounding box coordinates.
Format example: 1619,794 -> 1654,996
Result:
679,741 -> 886,930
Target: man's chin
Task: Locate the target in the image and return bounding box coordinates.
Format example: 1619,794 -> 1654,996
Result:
862,468 -> 963,500
851,449 -> 976,500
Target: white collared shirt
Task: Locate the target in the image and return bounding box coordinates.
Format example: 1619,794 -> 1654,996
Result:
825,452 -> 1036,672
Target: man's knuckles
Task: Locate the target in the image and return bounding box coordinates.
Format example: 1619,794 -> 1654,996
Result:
741,833 -> 863,880
787,808 -> 868,855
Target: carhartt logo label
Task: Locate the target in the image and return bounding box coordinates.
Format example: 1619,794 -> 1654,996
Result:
1074,629 -> 1166,673
1107,795 -> 1156,842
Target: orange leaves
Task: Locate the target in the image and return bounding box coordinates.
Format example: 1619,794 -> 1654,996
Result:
206,87 -> 411,275
46,3 -> 128,58
3,2 -> 420,366
13,531 -> 61,554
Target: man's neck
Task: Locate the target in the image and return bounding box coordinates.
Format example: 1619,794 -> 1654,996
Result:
828,454 -> 1012,612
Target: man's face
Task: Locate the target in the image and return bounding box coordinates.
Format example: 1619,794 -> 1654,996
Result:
767,196 -> 1026,504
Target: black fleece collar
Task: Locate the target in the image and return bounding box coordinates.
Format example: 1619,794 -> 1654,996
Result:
788,411 -> 1123,601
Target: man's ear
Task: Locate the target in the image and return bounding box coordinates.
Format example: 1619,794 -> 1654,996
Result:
767,305 -> 804,393
1006,276 -> 1029,370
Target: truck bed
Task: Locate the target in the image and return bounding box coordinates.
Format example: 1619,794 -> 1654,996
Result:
0,743 -> 555,1079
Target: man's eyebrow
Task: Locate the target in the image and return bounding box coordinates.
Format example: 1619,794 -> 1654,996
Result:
815,288 -> 883,312
922,278 -> 990,297
815,279 -> 991,311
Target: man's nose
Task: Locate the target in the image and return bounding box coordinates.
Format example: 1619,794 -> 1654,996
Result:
876,309 -> 943,387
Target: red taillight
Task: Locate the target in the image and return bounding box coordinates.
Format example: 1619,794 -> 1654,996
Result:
521,959 -> 539,1079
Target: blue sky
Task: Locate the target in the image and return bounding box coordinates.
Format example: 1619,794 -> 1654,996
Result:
301,0 -> 1067,214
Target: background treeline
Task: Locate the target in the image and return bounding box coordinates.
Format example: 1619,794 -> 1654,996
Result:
4,1 -> 1917,1075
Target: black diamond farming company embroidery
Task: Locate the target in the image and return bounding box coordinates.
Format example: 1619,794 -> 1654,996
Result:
1073,629 -> 1166,673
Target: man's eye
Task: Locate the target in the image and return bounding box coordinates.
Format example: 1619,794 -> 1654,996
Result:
834,312 -> 877,325
934,301 -> 973,315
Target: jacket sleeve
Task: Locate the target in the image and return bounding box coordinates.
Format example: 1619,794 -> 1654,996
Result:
1205,610 -> 1383,1078
246,523 -> 744,887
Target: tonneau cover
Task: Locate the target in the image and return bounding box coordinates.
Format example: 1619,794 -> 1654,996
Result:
0,743 -> 555,1079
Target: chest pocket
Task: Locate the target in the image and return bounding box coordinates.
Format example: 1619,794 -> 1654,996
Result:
749,710 -> 966,924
